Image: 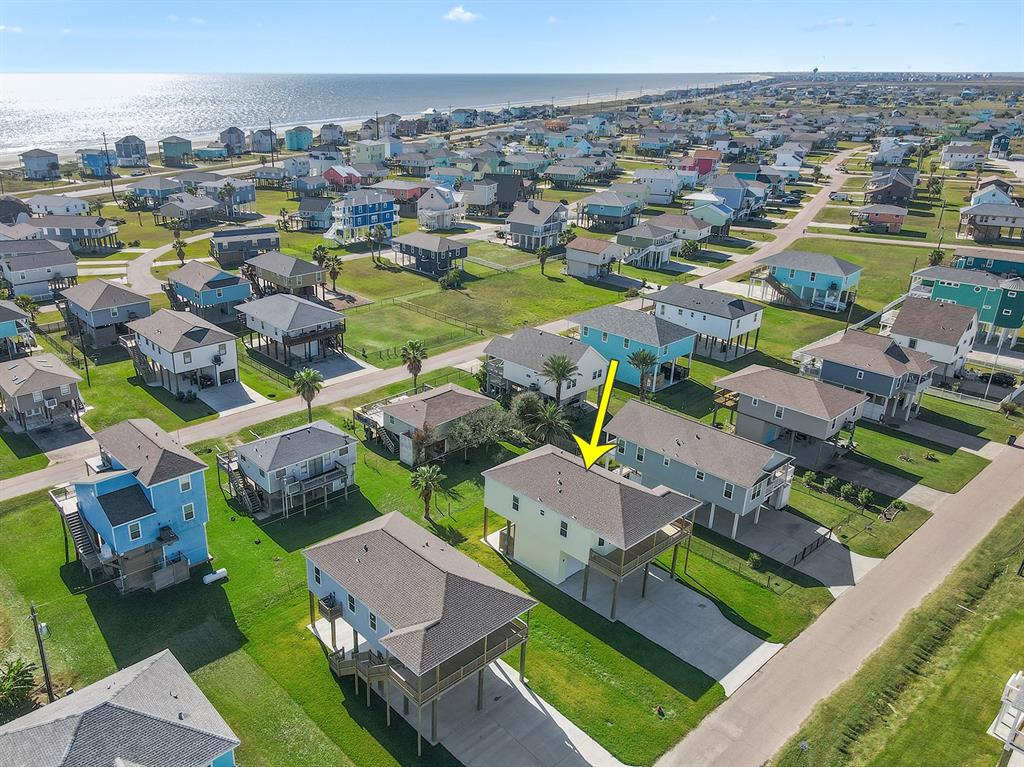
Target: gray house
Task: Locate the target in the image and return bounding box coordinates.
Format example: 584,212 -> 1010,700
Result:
114,134 -> 148,167
236,293 -> 345,364
60,279 -> 151,348
219,126 -> 247,155
604,399 -> 794,539
651,283 -> 764,361
802,330 -> 936,423
714,365 -> 868,468
0,238 -> 77,300
242,250 -> 325,298
0,650 -> 240,767
212,226 -> 281,267
504,199 -> 569,251
0,353 -> 83,430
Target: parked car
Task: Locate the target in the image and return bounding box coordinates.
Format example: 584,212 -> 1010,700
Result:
131,170 -> 146,176
829,192 -> 849,201
782,196 -> 801,204
978,372 -> 1017,388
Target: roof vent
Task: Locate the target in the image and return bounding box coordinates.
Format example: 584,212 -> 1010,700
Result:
363,544 -> 368,552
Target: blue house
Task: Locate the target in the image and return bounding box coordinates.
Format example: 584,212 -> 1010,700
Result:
428,165 -> 471,187
126,176 -> 184,208
58,419 -> 212,593
293,175 -> 328,197
578,190 -> 643,231
285,125 -> 314,151
295,196 -> 334,231
195,142 -> 230,161
573,305 -> 696,391
327,189 -> 397,245
0,299 -> 30,358
169,260 -> 253,321
75,147 -> 117,178
753,250 -> 862,312
637,133 -> 675,155
59,278 -> 152,347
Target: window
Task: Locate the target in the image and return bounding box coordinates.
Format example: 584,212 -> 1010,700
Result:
1009,291 -> 1018,298
313,566 -> 321,584
663,455 -> 670,467
623,338 -> 630,349
908,338 -> 918,349
601,331 -> 608,343
216,288 -> 224,298
179,476 -> 191,493
774,405 -> 784,418
592,369 -> 601,380
751,483 -> 762,500
1003,309 -> 1013,316
598,537 -> 604,547
723,483 -> 734,500
695,470 -> 705,481
750,397 -> 759,407
218,343 -> 227,355
183,351 -> 192,364
636,446 -> 645,462
616,439 -> 625,455
182,503 -> 195,522
512,494 -> 520,511
788,268 -> 796,279
581,326 -> 589,337
32,390 -> 43,403
369,613 -> 377,631
128,521 -> 142,541
559,520 -> 568,538
855,370 -> 865,380
348,594 -> 356,612
59,384 -> 71,396
110,306 -> 118,317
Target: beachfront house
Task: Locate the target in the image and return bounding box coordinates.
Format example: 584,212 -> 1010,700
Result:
286,125 -> 315,151
250,128 -> 277,154
168,260 -> 253,322
504,199 -> 568,251
391,231 -> 468,279
237,293 -> 345,365
194,141 -> 229,161
909,266 -> 1024,346
750,250 -> 862,313
882,296 -> 977,379
75,148 -> 117,178
220,126 -> 247,155
59,279 -> 151,348
243,250 -> 326,298
482,326 -> 608,406
0,239 -> 78,299
124,309 -> 239,395
714,365 -> 867,469
114,134 -> 148,167
19,148 -> 60,180
605,400 -> 795,540
0,353 -> 83,431
158,136 -> 193,167
651,283 -> 763,360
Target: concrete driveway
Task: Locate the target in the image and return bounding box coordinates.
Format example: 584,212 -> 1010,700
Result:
308,353 -> 378,384
197,382 -> 270,417
560,566 -> 782,695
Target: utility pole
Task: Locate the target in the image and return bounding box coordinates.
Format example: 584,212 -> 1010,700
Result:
101,132 -> 117,202
375,110 -> 380,141
30,603 -> 55,703
269,119 -> 275,167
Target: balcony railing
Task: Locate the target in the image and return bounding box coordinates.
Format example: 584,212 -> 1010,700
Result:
318,594 -> 344,622
588,518 -> 691,580
284,464 -> 349,496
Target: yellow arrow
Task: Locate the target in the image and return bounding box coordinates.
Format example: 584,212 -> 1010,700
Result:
572,359 -> 619,470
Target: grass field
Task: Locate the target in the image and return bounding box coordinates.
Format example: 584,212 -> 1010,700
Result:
917,394 -> 1023,443
773,499 -> 1024,767
343,302 -> 479,364
466,240 -> 538,268
0,428 -> 48,480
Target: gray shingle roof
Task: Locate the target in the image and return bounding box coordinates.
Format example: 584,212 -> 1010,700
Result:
758,250 -> 863,278
811,330 -> 936,377
0,299 -> 28,323
0,650 -> 238,767
0,353 -> 81,397
889,297 -> 977,346
94,418 -> 207,486
128,309 -> 237,352
715,365 -> 868,421
169,260 -> 249,293
572,305 -> 696,347
392,231 -> 467,253
236,419 -> 355,472
914,265 -> 1003,287
484,327 -> 597,369
245,251 -> 323,278
505,199 -> 566,226
236,293 -> 343,332
60,279 -> 149,312
605,400 -> 791,487
382,383 -> 494,431
304,512 -> 535,675
483,445 -> 700,549
97,483 -> 156,526
650,283 -> 761,319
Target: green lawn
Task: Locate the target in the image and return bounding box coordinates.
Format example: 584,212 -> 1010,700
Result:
103,204 -> 221,249
336,257 -> 436,300
466,240 -> 538,268
253,189 -> 300,217
344,302 -> 478,365
773,499 -> 1024,767
540,187 -> 598,205
847,422 -> 990,494
0,427 -> 48,480
917,394 -> 1024,443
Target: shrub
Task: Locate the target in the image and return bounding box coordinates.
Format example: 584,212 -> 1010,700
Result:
438,269 -> 463,290
805,471 -> 822,487
839,482 -> 857,502
625,287 -> 641,298
857,487 -> 874,509
1000,401 -> 1020,419
0,653 -> 37,723
822,475 -> 842,495
891,499 -> 907,511
747,552 -> 763,571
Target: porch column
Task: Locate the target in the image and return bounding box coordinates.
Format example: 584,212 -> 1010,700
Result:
308,590 -> 316,629
581,564 -> 590,601
708,503 -> 716,529
518,641 -> 527,681
731,513 -> 739,539
610,579 -> 620,621
330,617 -> 336,651
386,677 -> 392,726
352,629 -> 359,658
641,562 -> 650,598
417,706 -> 423,756
482,507 -> 488,541
669,542 -> 680,584
477,668 -> 485,710
754,505 -> 762,524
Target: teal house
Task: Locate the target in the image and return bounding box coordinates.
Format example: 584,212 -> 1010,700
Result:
195,142 -> 229,161
910,265 -> 1024,346
953,249 -> 1024,277
573,305 -> 696,391
285,125 -> 314,151
577,190 -> 643,231
158,135 -> 193,167
0,299 -> 30,357
753,250 -> 862,313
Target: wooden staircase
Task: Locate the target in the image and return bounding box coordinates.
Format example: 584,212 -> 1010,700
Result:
764,272 -> 806,307
118,335 -> 159,385
378,428 -> 397,454
227,462 -> 263,515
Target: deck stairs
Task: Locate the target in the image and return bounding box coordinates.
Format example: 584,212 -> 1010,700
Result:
118,335 -> 159,385
764,272 -> 806,307
379,428 -> 397,454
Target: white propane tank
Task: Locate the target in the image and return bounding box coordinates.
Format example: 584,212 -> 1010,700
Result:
203,568 -> 228,585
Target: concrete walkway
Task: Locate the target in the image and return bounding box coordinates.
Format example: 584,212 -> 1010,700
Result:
657,437 -> 1024,767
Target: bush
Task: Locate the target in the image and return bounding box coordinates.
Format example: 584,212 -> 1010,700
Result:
747,552 -> 763,571
0,653 -> 38,723
625,287 -> 641,298
805,471 -> 822,487
839,483 -> 858,502
1000,401 -> 1020,418
891,499 -> 907,512
438,269 -> 463,290
822,475 -> 842,495
857,487 -> 874,509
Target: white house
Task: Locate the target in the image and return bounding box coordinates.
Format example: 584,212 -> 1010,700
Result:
882,296 -> 977,380
0,240 -> 78,299
564,237 -> 628,280
236,293 -> 346,365
632,169 -> 692,204
417,185 -> 465,231
26,194 -> 89,216
651,283 -> 764,360
482,326 -> 608,406
283,156 -> 311,177
941,143 -> 986,170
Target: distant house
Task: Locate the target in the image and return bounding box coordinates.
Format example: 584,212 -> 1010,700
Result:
941,143 -> 986,169
253,165 -> 288,188
851,203 -> 909,233
370,179 -> 429,216
427,165 -> 473,188
614,222 -> 678,270
605,400 -> 795,540
633,168 -> 692,204
351,138 -> 387,165
194,141 -> 229,161
59,279 -> 151,348
237,293 -> 345,364
243,250 -> 326,298
504,199 -> 568,251
482,326 -> 608,406
285,125 -> 314,151
957,202 -> 1024,242
283,155 -> 311,177
32,214 -> 119,251
458,179 -> 499,216
990,133 -> 1011,159
0,238 -> 76,299
483,172 -> 537,211
864,168 -> 917,205
125,309 -> 239,394
114,134 -> 148,167
0,650 -> 240,764
801,330 -> 936,422
651,283 -> 763,360
573,305 -> 696,391
391,231 -> 467,279
26,193 -> 88,216
714,365 -> 867,468
153,193 -> 220,230
0,299 -> 30,358
0,353 -> 83,430
751,250 -> 862,312
319,122 -> 346,145
158,135 -> 193,167
75,148 -> 117,178
220,126 -> 247,155
648,213 -> 713,244
168,260 -> 253,322
417,185 -> 464,230
544,163 -> 588,189
198,176 -> 257,216
577,190 -> 642,231
564,236 -> 628,280
210,225 -> 280,267
296,196 -> 334,231
250,128 -> 277,154
882,296 -> 977,380
19,148 -> 60,180
293,174 -> 328,197
0,195 -> 31,225
124,177 -> 183,208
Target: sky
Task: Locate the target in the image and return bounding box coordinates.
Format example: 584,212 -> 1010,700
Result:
0,0 -> 1022,74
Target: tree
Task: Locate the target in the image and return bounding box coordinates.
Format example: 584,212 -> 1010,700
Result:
323,253 -> 344,293
839,482 -> 857,502
927,248 -> 945,267
627,348 -> 659,401
371,224 -> 389,260
857,487 -> 874,509
311,244 -> 328,266
172,236 -> 187,265
679,238 -> 700,260
291,367 -> 324,423
13,295 -> 37,321
410,463 -> 447,522
927,176 -> 943,197
537,246 -> 551,275
822,475 -> 841,495
811,164 -> 822,183
1000,401 -> 1020,419
509,390 -> 544,426
401,339 -> 428,392
88,199 -> 104,217
540,354 -> 578,406
525,401 -> 571,444
0,653 -> 37,722
218,181 -> 237,218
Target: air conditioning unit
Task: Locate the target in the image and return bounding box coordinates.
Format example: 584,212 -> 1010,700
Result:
45,398 -> 58,408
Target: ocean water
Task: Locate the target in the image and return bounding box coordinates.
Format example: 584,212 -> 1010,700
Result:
0,72 -> 757,155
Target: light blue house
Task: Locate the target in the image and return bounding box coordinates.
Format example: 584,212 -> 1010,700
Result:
753,250 -> 862,312
59,419 -> 212,593
0,299 -> 30,358
126,176 -> 184,207
577,190 -> 643,231
285,125 -> 314,151
573,305 -> 696,391
158,135 -> 193,167
195,142 -> 229,161
428,165 -> 471,187
169,260 -> 253,321
76,148 -> 117,178
637,133 -> 674,155
293,175 -> 329,197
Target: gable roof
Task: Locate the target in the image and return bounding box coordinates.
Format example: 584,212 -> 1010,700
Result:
572,305 -> 696,347
304,512 -> 535,675
128,309 -> 237,352
0,353 -> 81,397
60,279 -> 149,312
0,650 -> 238,767
811,330 -> 936,377
506,199 -> 566,226
169,260 -> 248,293
94,418 -> 207,486
889,297 -> 977,346
245,251 -> 323,278
392,231 -> 467,253
236,293 -> 343,332
483,445 -> 699,549
606,400 -> 791,487
758,250 -> 862,278
715,365 -> 867,421
381,383 -> 494,431
0,299 -> 28,324
484,327 -> 599,369
236,419 -> 355,472
650,283 -> 761,319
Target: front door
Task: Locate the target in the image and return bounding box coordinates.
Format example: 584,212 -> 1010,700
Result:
309,456 -> 324,477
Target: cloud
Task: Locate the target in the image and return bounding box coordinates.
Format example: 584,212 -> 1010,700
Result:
443,5 -> 479,23
59,27 -> 72,35
166,14 -> 179,22
0,24 -> 24,33
803,17 -> 854,31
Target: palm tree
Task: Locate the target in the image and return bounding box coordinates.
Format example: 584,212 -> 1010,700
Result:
927,248 -> 945,267
371,224 -> 388,260
628,348 -> 659,401
679,238 -> 700,260
401,339 -> 428,391
208,240 -> 217,260
527,401 -> 571,444
88,199 -> 104,218
410,464 -> 446,522
172,237 -> 187,265
541,354 -> 578,406
219,181 -> 237,218
311,244 -> 328,266
323,253 -> 344,292
537,246 -> 551,275
292,367 -> 324,423
14,295 -> 37,321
